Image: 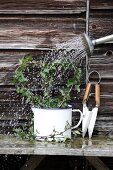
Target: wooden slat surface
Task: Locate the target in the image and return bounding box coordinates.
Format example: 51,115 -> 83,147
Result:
89,11 -> 113,39
88,7 -> 113,137
89,45 -> 113,79
0,135 -> 112,157
90,0 -> 113,9
0,15 -> 85,50
0,51 -> 28,84
0,0 -> 86,14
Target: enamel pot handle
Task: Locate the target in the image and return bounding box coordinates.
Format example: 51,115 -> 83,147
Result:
71,109 -> 83,130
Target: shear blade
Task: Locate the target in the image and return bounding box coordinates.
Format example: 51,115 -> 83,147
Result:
82,106 -> 92,138
88,107 -> 98,138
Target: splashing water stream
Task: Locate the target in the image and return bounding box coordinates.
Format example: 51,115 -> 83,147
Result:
56,34 -> 88,61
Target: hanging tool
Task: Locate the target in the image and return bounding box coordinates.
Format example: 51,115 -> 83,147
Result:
88,83 -> 100,138
82,71 -> 101,138
82,33 -> 113,55
82,82 -> 91,138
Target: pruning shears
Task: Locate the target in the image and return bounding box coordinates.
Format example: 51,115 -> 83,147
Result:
82,71 -> 101,138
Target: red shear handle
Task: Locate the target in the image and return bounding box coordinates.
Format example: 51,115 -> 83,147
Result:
95,83 -> 100,106
83,83 -> 91,103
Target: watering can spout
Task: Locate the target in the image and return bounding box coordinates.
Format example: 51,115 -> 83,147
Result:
92,34 -> 113,46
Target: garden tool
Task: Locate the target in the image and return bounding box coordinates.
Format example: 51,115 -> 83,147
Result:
82,33 -> 113,55
88,83 -> 100,138
82,71 -> 101,138
82,82 -> 91,138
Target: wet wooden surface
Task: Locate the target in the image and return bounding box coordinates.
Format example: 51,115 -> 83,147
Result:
0,135 -> 113,157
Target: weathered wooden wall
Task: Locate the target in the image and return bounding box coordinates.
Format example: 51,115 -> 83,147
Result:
0,0 -> 86,134
0,0 -> 113,138
89,0 -> 113,136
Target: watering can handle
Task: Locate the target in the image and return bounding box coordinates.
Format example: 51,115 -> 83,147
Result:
71,109 -> 83,130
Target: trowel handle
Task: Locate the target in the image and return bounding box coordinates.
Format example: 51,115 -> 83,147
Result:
95,83 -> 100,106
83,83 -> 91,102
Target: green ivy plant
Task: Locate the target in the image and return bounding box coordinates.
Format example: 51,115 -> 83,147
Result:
13,127 -> 36,142
13,51 -> 82,108
13,51 -> 81,108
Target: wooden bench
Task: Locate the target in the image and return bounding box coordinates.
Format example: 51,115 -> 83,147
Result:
0,135 -> 112,170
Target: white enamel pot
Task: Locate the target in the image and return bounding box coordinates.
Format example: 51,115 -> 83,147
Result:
31,106 -> 83,141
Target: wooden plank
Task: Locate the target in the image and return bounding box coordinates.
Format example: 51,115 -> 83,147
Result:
0,135 -> 112,157
90,0 -> 113,9
0,10 -> 86,15
0,50 -> 44,68
83,138 -> 113,157
0,52 -> 27,84
86,156 -> 110,170
92,121 -> 113,136
0,135 -> 83,155
0,15 -> 86,50
89,11 -> 113,39
89,45 -> 113,80
88,65 -> 113,79
20,156 -> 46,170
0,0 -> 86,14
